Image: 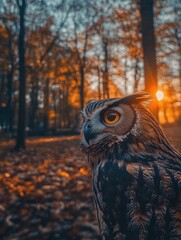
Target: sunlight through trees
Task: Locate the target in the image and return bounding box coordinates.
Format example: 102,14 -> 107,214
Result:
0,0 -> 180,147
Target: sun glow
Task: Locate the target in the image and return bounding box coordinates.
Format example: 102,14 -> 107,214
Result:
156,90 -> 164,101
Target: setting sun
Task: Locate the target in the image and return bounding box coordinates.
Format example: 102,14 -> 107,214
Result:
156,90 -> 164,101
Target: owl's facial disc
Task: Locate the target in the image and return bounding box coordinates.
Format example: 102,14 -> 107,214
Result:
83,109 -> 121,145
82,108 -> 122,146
81,103 -> 135,153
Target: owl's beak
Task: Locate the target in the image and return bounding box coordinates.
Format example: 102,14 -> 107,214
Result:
84,124 -> 95,145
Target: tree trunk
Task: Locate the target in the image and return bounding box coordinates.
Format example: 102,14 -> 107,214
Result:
29,81 -> 38,131
7,67 -> 14,133
140,0 -> 158,118
133,56 -> 140,92
43,78 -> 50,132
102,40 -> 109,98
123,59 -> 128,94
97,66 -> 101,100
80,65 -> 84,110
173,6 -> 181,104
79,28 -> 88,110
65,84 -> 70,128
0,70 -> 5,104
163,102 -> 168,124
15,0 -> 26,150
52,87 -> 57,129
6,27 -> 15,134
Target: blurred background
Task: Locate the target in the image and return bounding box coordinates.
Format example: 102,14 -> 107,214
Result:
0,0 -> 180,148
0,1 -> 180,239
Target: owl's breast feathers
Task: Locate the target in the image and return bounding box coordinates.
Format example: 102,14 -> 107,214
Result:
92,159 -> 181,240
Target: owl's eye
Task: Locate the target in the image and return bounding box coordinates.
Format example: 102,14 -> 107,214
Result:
103,110 -> 120,125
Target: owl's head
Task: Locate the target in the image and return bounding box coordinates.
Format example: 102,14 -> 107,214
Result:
80,92 -> 162,157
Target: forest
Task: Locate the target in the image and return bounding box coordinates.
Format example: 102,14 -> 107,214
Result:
0,1 -> 181,239
0,0 -> 180,148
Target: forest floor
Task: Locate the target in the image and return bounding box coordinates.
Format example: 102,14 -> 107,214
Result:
0,127 -> 180,240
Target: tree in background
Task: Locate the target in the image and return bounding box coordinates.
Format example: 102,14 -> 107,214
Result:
15,0 -> 26,150
115,1 -> 142,93
139,0 -> 158,118
155,0 -> 181,123
0,0 -> 180,143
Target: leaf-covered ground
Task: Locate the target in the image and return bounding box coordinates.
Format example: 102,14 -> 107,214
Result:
0,136 -> 99,240
0,127 -> 180,240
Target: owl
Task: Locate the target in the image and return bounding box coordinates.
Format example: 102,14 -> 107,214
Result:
80,92 -> 181,240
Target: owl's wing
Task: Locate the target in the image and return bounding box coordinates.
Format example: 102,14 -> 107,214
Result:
94,160 -> 181,239
125,162 -> 181,239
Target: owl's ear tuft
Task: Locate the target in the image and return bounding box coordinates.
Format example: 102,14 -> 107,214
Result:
126,91 -> 154,106
86,99 -> 96,105
108,92 -> 154,108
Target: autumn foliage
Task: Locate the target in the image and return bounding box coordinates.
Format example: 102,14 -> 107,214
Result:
0,0 -> 180,141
